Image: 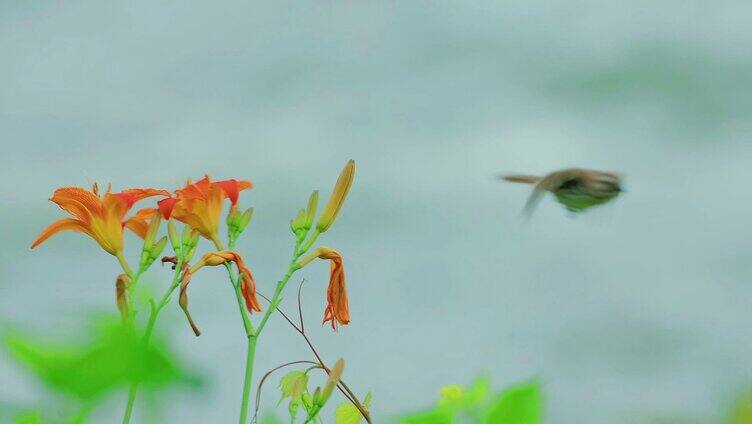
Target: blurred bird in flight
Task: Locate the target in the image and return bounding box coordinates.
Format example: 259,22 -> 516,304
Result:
501,168 -> 623,216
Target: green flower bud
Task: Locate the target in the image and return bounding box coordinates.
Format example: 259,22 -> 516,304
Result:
312,387 -> 322,406
167,221 -> 180,253
184,232 -> 200,263
238,207 -> 253,232
290,208 -> 306,234
143,212 -> 162,248
181,224 -> 194,246
150,236 -> 168,261
319,358 -> 345,405
304,190 -> 318,230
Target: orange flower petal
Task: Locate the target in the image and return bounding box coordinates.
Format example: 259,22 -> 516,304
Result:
105,188 -> 169,217
158,197 -> 179,219
102,193 -> 132,221
50,187 -> 102,223
133,207 -> 158,219
214,179 -> 253,205
119,188 -> 171,203
123,216 -> 149,239
31,218 -> 92,249
178,176 -> 212,200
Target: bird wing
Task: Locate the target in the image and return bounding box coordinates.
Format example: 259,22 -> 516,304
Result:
523,169 -> 585,216
522,184 -> 548,216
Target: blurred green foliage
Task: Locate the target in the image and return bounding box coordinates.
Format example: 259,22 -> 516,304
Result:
0,314 -> 201,423
399,377 -> 542,424
728,389 -> 752,424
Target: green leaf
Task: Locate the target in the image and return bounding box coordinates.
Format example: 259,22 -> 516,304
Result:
485,380 -> 542,424
335,392 -> 372,424
279,370 -> 309,404
3,316 -> 199,401
335,404 -> 362,424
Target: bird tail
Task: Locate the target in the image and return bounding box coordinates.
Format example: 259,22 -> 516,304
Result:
500,174 -> 541,184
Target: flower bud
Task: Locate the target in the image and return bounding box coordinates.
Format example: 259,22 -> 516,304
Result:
143,211 -> 162,248
238,207 -> 253,232
312,387 -> 322,406
290,208 -> 306,235
320,358 -> 345,404
181,224 -> 194,246
139,249 -> 151,269
150,236 -> 168,260
115,274 -> 130,321
167,221 -> 180,253
316,160 -> 355,233
185,244 -> 198,263
304,190 -> 318,230
226,205 -> 241,228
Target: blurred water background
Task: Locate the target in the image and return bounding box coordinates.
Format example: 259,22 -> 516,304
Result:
2,1 -> 752,422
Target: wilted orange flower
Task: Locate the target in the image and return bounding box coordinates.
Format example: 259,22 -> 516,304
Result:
175,250 -> 260,336
190,250 -> 262,313
158,176 -> 252,241
298,247 -> 350,330
31,184 -> 168,256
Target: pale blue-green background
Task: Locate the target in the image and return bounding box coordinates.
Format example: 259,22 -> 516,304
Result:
2,1 -> 752,422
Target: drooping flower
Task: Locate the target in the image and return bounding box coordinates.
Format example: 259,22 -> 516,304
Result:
31,184 -> 168,256
181,250 -> 261,321
177,263 -> 201,336
297,246 -> 350,330
174,250 -> 260,335
158,176 -> 252,242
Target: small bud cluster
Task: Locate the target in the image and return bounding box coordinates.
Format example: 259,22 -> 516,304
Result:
227,206 -> 254,247
139,212 -> 169,270
168,221 -> 200,263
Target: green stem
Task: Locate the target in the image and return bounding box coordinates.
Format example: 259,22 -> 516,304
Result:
238,335 -> 258,424
116,251 -> 133,277
216,232 -> 313,424
256,232 -> 315,335
123,383 -> 138,424
299,230 -> 321,255
121,260 -> 184,424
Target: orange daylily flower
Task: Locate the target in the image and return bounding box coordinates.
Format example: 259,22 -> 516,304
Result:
298,247 -> 350,330
31,184 -> 168,256
158,176 -> 253,241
